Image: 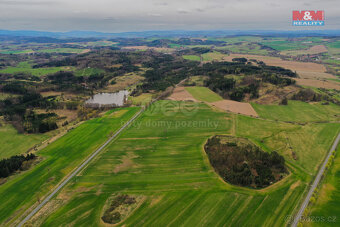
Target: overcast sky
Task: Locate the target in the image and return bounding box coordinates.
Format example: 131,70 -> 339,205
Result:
0,0 -> 339,32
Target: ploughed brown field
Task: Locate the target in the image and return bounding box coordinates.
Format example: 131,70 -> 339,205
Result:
168,86 -> 197,101
282,45 -> 328,56
209,100 -> 258,117
294,78 -> 340,90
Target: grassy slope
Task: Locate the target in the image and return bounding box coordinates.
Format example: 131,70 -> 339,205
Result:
306,146 -> 340,227
182,55 -> 201,61
36,100 -> 339,227
260,41 -> 310,51
129,93 -> 153,105
201,51 -> 227,61
185,86 -> 223,103
0,123 -> 49,159
0,107 -> 140,225
252,101 -> 340,123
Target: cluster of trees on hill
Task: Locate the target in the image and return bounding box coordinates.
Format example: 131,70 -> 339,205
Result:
134,54 -> 199,93
205,136 -> 287,188
192,59 -> 297,101
0,82 -> 59,133
0,154 -> 36,178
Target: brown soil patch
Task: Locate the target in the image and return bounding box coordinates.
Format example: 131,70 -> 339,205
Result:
122,46 -> 149,50
307,45 -> 328,54
113,152 -> 138,174
168,86 -> 196,101
209,100 -> 258,117
150,195 -> 164,207
222,54 -> 336,79
81,49 -> 91,54
290,180 -> 301,190
294,78 -> 340,90
282,45 -> 328,56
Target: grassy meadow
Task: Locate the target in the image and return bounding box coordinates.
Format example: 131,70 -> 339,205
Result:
252,101 -> 340,123
182,55 -> 201,61
0,107 -> 140,225
185,86 -> 223,103
0,122 -> 50,159
25,100 -> 339,227
0,61 -> 75,77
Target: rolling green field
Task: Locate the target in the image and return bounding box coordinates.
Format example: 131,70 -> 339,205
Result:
201,51 -> 227,61
306,146 -> 340,227
74,68 -> 105,77
0,61 -> 75,77
0,49 -> 34,54
252,101 -> 340,123
0,107 -> 140,225
0,122 -> 50,159
260,41 -> 310,51
36,48 -> 87,54
185,86 -> 223,102
24,100 -> 339,227
182,55 -> 201,61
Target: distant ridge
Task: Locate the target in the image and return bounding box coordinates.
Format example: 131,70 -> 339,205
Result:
0,29 -> 340,38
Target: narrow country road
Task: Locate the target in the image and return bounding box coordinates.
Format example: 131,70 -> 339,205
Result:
17,107 -> 144,227
291,132 -> 340,227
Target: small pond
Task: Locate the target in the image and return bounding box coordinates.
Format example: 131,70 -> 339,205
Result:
85,90 -> 129,107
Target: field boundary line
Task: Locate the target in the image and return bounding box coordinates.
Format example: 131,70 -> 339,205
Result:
17,107 -> 145,227
291,132 -> 340,227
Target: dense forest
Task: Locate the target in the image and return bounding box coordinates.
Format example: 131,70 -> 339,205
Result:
0,153 -> 36,178
204,136 -> 287,188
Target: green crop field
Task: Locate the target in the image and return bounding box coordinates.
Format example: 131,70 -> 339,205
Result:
36,48 -> 87,54
0,107 -> 140,225
21,100 -> 339,227
201,51 -> 227,61
182,55 -> 201,61
260,41 -> 310,51
0,49 -> 34,54
74,68 -> 105,77
0,122 -> 50,159
305,146 -> 340,227
185,86 -> 223,102
0,61 -> 75,77
252,101 -> 340,123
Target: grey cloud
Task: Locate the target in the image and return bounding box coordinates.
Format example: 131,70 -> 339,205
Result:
0,0 -> 58,5
177,8 -> 191,14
